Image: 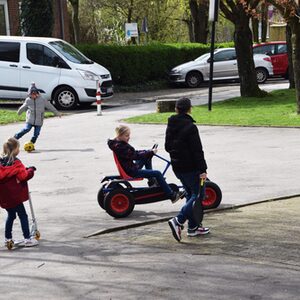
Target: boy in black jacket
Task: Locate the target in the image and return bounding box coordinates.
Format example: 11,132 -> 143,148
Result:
165,98 -> 210,242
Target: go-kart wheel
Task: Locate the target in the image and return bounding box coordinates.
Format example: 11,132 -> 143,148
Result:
97,183 -> 123,209
202,181 -> 222,209
35,230 -> 41,240
104,188 -> 135,218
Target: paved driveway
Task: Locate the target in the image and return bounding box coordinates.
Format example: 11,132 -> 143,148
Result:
0,81 -> 298,237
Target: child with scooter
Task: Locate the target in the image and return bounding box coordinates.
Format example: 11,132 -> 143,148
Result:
108,125 -> 182,203
0,137 -> 38,248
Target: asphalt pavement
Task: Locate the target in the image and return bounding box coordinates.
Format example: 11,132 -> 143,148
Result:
0,81 -> 299,299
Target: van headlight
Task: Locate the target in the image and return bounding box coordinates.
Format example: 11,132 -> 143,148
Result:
78,70 -> 99,81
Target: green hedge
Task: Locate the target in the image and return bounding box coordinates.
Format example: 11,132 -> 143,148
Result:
76,42 -> 234,86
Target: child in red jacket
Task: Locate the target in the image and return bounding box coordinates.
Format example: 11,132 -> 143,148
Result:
0,137 -> 38,247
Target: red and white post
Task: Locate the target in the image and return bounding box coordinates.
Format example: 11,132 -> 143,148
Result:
96,80 -> 102,116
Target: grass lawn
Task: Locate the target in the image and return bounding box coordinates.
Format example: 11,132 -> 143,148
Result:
125,89 -> 300,127
0,110 -> 54,125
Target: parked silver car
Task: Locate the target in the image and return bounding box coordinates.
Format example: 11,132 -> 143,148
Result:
169,48 -> 274,88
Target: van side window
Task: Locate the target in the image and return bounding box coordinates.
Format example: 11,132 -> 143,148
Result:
0,42 -> 20,62
27,43 -> 64,67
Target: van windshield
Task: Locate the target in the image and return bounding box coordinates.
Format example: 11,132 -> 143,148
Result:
49,41 -> 93,64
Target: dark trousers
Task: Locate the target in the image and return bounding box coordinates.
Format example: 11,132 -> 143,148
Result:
175,171 -> 205,229
133,158 -> 173,197
5,203 -> 30,239
15,123 -> 42,143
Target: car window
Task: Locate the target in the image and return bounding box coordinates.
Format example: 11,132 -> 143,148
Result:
0,41 -> 20,62
49,40 -> 92,64
214,50 -> 236,62
27,43 -> 61,67
277,44 -> 287,54
253,44 -> 275,56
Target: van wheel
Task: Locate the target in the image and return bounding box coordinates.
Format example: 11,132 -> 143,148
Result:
53,86 -> 78,110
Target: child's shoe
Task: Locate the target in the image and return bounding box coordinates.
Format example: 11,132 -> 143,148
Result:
24,237 -> 39,247
168,217 -> 184,242
170,190 -> 185,203
187,225 -> 210,237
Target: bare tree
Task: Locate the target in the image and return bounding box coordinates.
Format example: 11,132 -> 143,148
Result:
220,0 -> 266,97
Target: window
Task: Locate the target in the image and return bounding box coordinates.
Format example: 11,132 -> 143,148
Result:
214,50 -> 236,62
0,1 -> 9,35
277,44 -> 287,54
27,43 -> 60,67
253,45 -> 275,56
0,42 -> 20,62
50,40 -> 92,64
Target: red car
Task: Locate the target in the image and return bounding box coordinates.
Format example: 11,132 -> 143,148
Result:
253,41 -> 288,78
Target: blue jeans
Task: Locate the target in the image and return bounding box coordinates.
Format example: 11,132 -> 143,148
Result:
175,171 -> 205,229
15,123 -> 42,143
133,158 -> 173,197
5,203 -> 30,239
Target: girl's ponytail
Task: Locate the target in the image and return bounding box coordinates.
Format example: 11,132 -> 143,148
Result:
2,137 -> 20,165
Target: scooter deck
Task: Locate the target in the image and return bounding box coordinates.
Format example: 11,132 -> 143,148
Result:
6,239 -> 26,250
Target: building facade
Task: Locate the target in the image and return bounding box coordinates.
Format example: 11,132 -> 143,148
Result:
0,0 -> 70,41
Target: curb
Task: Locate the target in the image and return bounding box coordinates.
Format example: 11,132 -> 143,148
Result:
84,193 -> 300,238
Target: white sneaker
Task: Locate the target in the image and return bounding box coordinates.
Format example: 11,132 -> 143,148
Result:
24,237 -> 39,247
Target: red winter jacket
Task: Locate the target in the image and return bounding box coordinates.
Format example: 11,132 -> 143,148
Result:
0,158 -> 34,209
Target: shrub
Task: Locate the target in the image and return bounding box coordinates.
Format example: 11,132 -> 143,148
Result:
76,42 -> 234,86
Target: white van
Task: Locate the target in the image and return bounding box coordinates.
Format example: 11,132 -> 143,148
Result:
0,36 -> 113,109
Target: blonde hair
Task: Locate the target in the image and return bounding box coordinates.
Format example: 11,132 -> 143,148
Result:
115,125 -> 130,137
2,137 -> 20,164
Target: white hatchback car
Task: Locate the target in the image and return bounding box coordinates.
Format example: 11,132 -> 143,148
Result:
169,48 -> 273,88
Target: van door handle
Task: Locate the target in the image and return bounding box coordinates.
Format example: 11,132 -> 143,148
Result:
22,66 -> 31,69
9,64 -> 18,67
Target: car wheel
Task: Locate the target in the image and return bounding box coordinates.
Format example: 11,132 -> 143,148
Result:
185,71 -> 203,88
53,86 -> 78,110
256,68 -> 268,84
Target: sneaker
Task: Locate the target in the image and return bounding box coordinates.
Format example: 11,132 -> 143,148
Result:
170,190 -> 185,203
168,217 -> 183,242
187,226 -> 210,237
24,237 -> 39,247
148,178 -> 159,187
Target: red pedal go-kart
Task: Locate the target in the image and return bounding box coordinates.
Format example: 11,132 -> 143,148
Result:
98,151 -> 222,218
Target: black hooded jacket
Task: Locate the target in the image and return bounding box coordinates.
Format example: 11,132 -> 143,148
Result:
165,113 -> 207,174
107,139 -> 153,176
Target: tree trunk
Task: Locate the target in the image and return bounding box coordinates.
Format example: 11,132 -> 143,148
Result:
290,20 -> 300,114
286,24 -> 295,89
261,3 -> 268,42
251,17 -> 259,43
189,0 -> 209,43
234,18 -> 264,97
69,0 -> 80,44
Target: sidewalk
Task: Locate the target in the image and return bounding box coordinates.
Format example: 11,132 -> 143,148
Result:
0,197 -> 299,299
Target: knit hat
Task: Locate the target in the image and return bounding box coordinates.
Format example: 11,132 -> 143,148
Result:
175,97 -> 192,112
28,82 -> 39,95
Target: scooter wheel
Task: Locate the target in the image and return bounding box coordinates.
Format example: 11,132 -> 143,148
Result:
6,240 -> 14,250
104,188 -> 135,218
202,181 -> 222,209
35,230 -> 41,240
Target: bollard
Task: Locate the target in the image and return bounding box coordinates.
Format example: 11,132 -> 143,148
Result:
96,81 -> 102,116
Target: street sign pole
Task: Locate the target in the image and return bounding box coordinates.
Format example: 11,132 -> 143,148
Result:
208,0 -> 219,111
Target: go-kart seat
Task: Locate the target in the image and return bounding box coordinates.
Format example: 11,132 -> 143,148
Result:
113,152 -> 143,181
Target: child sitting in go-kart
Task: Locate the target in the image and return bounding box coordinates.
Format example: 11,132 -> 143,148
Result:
108,125 -> 181,203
